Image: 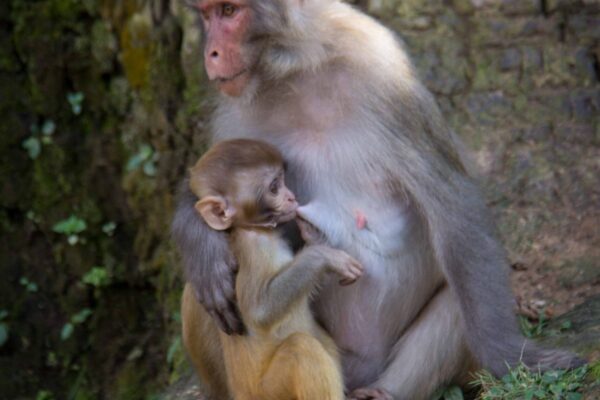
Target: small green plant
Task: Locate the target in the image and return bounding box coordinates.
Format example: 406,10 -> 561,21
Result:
61,308 -> 93,341
0,310 -> 9,348
20,277 -> 38,292
82,267 -> 110,288
22,137 -> 41,159
126,144 -> 158,177
21,120 -> 56,159
26,210 -> 42,224
102,221 -> 117,236
439,385 -> 464,400
67,92 -> 84,115
520,315 -> 547,338
520,311 -> 574,339
40,120 -> 56,144
472,363 -> 588,400
53,215 -> 87,245
167,336 -> 182,366
35,390 -> 54,400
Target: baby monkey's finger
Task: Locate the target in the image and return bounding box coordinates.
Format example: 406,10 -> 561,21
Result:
339,278 -> 357,286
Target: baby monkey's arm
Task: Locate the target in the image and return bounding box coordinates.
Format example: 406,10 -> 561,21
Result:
249,243 -> 363,329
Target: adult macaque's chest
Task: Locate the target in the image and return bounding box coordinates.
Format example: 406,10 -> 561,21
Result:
215,95 -> 442,373
216,91 -> 415,260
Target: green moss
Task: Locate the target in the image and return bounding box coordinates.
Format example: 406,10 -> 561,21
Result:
113,362 -> 148,400
120,11 -> 154,90
590,361 -> 600,380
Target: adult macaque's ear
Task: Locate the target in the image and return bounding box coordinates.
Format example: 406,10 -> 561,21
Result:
195,196 -> 236,231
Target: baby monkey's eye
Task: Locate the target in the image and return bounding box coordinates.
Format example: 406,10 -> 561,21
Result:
269,179 -> 279,195
221,3 -> 237,17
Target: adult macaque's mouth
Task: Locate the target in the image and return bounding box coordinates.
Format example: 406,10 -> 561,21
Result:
217,69 -> 248,83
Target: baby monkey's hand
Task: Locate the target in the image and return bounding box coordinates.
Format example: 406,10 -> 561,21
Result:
296,217 -> 363,285
296,217 -> 327,245
319,246 -> 363,286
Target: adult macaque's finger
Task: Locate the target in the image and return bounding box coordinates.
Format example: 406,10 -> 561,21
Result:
209,309 -> 233,336
221,302 -> 246,335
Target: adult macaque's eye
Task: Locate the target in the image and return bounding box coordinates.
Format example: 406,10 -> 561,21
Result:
221,3 -> 237,17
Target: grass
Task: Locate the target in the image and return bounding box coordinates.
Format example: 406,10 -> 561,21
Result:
471,363 -> 590,400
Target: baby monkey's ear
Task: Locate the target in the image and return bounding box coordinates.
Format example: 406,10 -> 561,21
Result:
195,196 -> 237,231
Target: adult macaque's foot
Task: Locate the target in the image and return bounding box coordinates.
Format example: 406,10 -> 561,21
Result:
347,387 -> 393,400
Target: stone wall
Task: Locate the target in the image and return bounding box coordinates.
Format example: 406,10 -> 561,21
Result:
0,0 -> 598,399
360,1 -> 600,307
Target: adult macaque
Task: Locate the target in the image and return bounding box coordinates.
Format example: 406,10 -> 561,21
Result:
173,1 -> 584,399
183,139 -> 360,400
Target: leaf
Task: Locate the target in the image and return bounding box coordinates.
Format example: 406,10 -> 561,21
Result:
126,144 -> 154,172
0,310 -> 8,320
0,323 -> 9,347
41,120 -> 56,135
142,160 -> 156,176
52,215 -> 87,235
167,337 -> 182,365
20,277 -> 38,292
561,320 -> 572,330
35,390 -> 54,400
22,137 -> 41,159
102,222 -> 117,236
82,267 -> 110,287
67,92 -> 84,115
542,370 -> 560,384
71,308 -> 93,324
566,393 -> 582,400
127,346 -> 143,361
442,386 -> 464,400
61,323 -> 74,340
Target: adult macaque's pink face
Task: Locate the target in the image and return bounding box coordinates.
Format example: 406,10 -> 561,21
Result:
197,0 -> 252,97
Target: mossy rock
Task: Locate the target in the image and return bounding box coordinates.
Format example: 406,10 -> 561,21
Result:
544,295 -> 600,361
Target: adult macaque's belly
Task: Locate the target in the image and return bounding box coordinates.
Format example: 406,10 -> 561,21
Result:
303,196 -> 443,385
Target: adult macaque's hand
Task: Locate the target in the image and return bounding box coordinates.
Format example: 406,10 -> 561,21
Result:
172,181 -> 245,335
193,246 -> 245,335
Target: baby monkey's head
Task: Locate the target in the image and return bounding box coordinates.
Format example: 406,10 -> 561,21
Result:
189,139 -> 298,231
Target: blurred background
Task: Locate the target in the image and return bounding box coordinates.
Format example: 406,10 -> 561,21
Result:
0,0 -> 598,399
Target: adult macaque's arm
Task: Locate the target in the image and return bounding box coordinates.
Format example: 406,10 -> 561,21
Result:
171,181 -> 245,335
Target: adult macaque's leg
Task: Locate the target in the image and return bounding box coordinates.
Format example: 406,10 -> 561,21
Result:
352,286 -> 474,400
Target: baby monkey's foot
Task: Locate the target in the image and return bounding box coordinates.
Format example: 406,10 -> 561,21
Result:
347,387 -> 393,400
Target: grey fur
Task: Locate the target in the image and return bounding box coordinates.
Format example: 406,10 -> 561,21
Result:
172,1 -> 584,398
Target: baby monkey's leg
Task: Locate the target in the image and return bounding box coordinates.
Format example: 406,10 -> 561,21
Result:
260,333 -> 344,400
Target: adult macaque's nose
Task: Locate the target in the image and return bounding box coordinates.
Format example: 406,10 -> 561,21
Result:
204,45 -> 223,79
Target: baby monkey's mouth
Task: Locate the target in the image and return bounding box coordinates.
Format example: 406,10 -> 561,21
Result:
276,210 -> 297,224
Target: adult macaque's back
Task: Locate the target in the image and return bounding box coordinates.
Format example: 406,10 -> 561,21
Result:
172,1 -> 583,399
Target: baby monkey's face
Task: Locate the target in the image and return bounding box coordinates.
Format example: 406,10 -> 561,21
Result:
246,166 -> 298,228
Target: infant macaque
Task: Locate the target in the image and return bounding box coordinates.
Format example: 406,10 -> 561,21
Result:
187,138 -> 363,400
